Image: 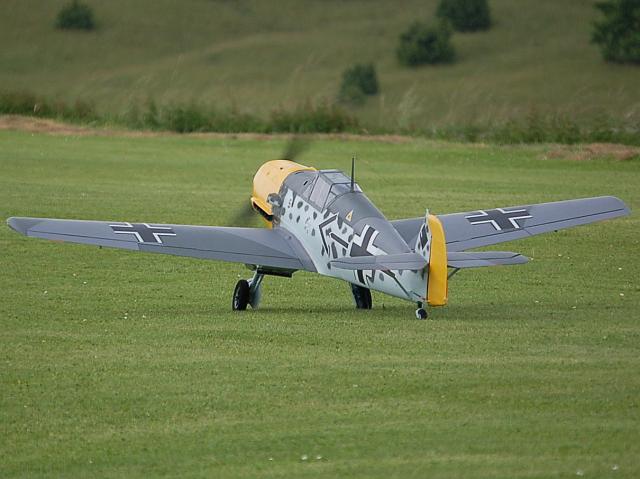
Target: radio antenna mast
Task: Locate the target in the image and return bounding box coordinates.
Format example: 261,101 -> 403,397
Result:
350,155 -> 355,192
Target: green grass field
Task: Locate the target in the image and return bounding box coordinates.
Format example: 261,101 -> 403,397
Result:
1,130 -> 639,478
2,0 -> 640,131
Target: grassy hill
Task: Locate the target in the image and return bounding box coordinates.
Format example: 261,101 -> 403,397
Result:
1,130 -> 639,477
2,0 -> 640,132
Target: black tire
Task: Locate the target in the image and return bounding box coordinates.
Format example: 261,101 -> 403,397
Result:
351,283 -> 372,309
415,308 -> 428,320
232,279 -> 250,311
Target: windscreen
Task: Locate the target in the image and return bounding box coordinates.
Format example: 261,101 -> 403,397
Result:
309,170 -> 361,208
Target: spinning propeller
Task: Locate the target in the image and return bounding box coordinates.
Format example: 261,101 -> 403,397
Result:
226,136 -> 310,227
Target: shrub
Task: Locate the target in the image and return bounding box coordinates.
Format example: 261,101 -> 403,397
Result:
592,0 -> 640,64
269,101 -> 359,133
56,1 -> 95,31
397,21 -> 455,66
135,103 -> 264,133
436,0 -> 492,32
160,104 -> 210,133
337,84 -> 366,106
0,91 -> 97,121
337,63 -> 379,105
0,91 -> 40,115
143,100 -> 161,129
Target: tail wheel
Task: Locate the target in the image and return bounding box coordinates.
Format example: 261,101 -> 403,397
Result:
232,279 -> 250,311
351,283 -> 372,309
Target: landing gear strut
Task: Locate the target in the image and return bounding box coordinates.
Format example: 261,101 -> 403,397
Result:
232,271 -> 264,311
415,302 -> 428,320
350,283 -> 372,309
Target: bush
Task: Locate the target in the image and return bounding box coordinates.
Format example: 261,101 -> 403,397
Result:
269,101 -> 359,133
592,0 -> 640,64
397,22 -> 455,66
0,91 -> 40,115
123,99 -> 357,133
436,0 -> 492,32
123,101 -> 265,133
3,90 -> 640,144
337,63 -> 379,106
160,104 -> 211,133
421,112 -> 640,145
56,1 -> 95,31
0,90 -> 97,121
337,84 -> 366,106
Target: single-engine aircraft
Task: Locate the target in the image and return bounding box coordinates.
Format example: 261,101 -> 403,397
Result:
7,150 -> 630,319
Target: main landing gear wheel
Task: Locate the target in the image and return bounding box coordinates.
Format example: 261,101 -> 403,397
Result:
232,279 -> 250,311
415,303 -> 428,320
351,283 -> 372,309
232,271 -> 264,311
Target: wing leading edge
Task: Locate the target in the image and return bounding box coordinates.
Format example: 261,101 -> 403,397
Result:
7,217 -> 316,272
392,196 -> 630,252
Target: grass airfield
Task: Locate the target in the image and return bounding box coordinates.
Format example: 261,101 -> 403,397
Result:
1,129 -> 639,478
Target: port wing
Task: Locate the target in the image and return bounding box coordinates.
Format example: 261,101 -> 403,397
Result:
7,217 -> 316,272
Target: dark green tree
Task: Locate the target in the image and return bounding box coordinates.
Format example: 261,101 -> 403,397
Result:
397,22 -> 455,67
436,0 -> 492,32
592,0 -> 640,64
56,0 -> 95,31
338,63 -> 379,105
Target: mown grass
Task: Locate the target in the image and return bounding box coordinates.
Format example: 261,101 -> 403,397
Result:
1,131 -> 639,478
2,0 -> 640,132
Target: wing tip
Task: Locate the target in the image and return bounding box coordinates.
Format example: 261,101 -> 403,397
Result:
611,196 -> 631,216
7,217 -> 27,235
6,217 -> 44,236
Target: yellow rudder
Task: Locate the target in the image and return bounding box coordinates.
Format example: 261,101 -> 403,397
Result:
427,214 -> 448,306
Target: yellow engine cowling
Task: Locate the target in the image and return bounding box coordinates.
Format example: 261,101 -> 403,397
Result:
426,214 -> 448,306
251,160 -> 316,226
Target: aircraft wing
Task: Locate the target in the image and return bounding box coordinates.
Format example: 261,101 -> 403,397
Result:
392,196 -> 630,252
7,217 -> 316,272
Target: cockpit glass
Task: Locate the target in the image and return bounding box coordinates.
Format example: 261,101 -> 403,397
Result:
330,182 -> 361,195
325,182 -> 361,206
322,171 -> 351,183
293,171 -> 318,200
309,176 -> 332,207
307,170 -> 361,208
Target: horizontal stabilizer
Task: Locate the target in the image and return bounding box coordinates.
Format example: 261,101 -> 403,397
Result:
447,251 -> 528,268
330,253 -> 427,271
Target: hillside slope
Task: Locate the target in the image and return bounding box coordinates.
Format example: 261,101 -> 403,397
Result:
2,0 -> 640,130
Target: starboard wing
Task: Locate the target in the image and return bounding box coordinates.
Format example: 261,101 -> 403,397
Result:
391,196 -> 630,252
7,217 -> 316,272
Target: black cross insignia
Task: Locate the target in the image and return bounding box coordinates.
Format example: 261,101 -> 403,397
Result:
465,208 -> 532,231
110,222 -> 176,244
349,225 -> 380,285
349,224 -> 378,258
418,223 -> 429,249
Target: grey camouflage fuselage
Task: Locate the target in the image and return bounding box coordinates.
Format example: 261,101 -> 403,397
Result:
275,169 -> 429,302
